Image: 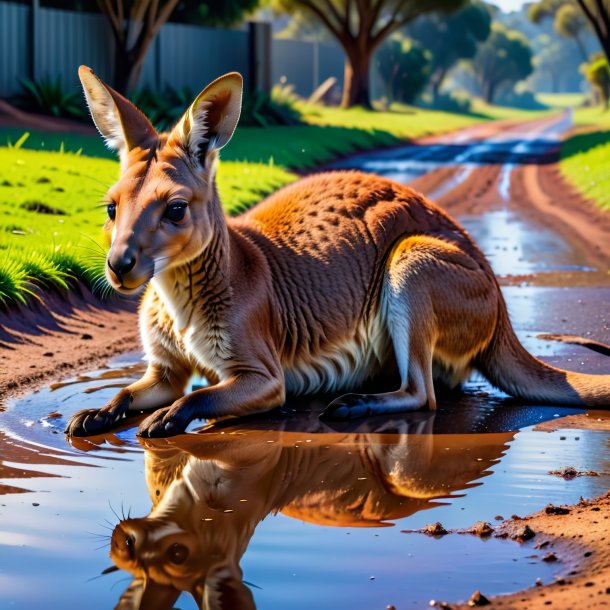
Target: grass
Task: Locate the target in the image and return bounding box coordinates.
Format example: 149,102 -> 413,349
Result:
0,100 -> 548,306
536,93 -> 587,109
560,106 -> 610,212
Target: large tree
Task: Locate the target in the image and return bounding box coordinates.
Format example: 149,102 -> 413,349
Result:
271,0 -> 466,108
95,0 -> 260,94
472,22 -> 533,103
409,1 -> 491,103
529,0 -> 609,64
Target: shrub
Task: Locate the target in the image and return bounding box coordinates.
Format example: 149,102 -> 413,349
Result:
17,76 -> 84,120
239,85 -> 302,127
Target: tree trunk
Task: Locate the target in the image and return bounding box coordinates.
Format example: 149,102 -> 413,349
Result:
113,37 -> 154,95
482,79 -> 495,104
573,33 -> 588,61
431,69 -> 447,105
341,49 -> 373,109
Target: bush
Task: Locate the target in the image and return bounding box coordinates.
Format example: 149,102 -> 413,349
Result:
375,35 -> 432,105
239,85 -> 302,127
130,86 -> 195,132
17,76 -> 84,120
422,91 -> 472,114
495,88 -> 548,110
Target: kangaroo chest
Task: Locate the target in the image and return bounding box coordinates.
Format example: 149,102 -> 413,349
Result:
151,273 -> 232,380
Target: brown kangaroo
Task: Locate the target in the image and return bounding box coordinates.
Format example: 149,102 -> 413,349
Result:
109,418 -> 513,609
65,67 -> 610,438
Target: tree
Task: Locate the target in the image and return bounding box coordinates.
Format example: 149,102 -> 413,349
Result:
529,1 -> 590,59
472,23 -> 533,103
409,1 -> 491,103
376,35 -> 431,104
271,0 -> 466,108
95,0 -> 260,94
529,0 -> 610,65
583,55 -> 610,106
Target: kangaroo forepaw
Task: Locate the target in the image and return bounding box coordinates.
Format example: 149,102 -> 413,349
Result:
320,393 -> 378,421
137,406 -> 190,438
65,393 -> 132,436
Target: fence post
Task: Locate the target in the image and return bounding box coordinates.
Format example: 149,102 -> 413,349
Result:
248,21 -> 272,94
29,0 -> 40,81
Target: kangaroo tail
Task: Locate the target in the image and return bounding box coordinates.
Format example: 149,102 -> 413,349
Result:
477,300 -> 610,408
537,333 -> 610,357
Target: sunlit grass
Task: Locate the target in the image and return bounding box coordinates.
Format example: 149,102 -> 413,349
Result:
536,93 -> 587,109
560,106 -> 610,212
0,99 -> 552,306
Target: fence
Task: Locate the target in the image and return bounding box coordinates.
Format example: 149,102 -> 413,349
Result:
0,1 -> 345,99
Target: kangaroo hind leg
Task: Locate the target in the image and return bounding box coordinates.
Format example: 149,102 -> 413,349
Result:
321,238 -> 439,421
321,235 -> 497,421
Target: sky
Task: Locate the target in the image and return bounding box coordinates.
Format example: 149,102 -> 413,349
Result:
493,0 -> 531,12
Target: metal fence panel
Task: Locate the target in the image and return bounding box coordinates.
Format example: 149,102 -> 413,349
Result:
0,2 -> 29,97
36,7 -> 115,91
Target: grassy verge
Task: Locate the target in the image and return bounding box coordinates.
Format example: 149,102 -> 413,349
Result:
0,101 -> 546,306
560,107 -> 610,212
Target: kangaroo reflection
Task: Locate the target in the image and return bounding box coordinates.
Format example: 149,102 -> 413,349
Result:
111,415 -> 514,609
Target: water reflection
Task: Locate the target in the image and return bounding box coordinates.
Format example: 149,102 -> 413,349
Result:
110,414 -> 514,609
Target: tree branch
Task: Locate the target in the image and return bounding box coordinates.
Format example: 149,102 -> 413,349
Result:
296,0 -> 348,43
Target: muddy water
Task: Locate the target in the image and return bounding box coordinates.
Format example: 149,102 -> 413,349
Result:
2,113 -> 610,609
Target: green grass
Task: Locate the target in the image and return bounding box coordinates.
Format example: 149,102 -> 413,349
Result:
0,100 -> 549,306
560,106 -> 610,211
536,93 -> 587,109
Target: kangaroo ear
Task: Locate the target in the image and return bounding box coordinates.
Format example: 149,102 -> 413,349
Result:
169,72 -> 243,166
78,65 -> 157,158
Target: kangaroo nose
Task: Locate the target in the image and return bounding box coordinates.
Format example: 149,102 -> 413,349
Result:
108,251 -> 136,278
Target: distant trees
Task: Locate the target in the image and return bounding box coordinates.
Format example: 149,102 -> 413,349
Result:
376,36 -> 431,104
472,23 -> 533,103
409,1 -> 491,103
529,0 -> 610,65
271,0 -> 467,108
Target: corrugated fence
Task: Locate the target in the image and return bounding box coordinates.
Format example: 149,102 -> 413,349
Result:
0,1 -> 344,98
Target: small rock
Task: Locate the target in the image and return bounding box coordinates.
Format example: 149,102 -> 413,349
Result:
32,503 -> 39,507
545,504 -> 570,515
424,522 -> 448,536
468,521 -> 493,537
513,525 -> 536,542
81,333 -> 93,340
494,515 -> 504,521
467,591 -> 491,607
43,352 -> 54,357
46,411 -> 62,419
542,552 -> 558,562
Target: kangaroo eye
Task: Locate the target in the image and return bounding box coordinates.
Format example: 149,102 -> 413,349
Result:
107,203 -> 116,221
164,202 -> 188,223
166,542 -> 189,564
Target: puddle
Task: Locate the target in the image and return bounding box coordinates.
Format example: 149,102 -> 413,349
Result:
459,209 -> 597,279
1,353 -> 610,609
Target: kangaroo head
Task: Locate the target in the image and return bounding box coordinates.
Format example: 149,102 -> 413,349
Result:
78,66 -> 242,294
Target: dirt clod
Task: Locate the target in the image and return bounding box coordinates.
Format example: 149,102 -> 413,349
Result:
46,411 -> 62,419
423,522 -> 448,536
549,466 -> 600,479
467,591 -> 491,607
467,521 -> 494,537
513,525 -> 536,542
545,504 -> 570,515
542,552 -> 558,562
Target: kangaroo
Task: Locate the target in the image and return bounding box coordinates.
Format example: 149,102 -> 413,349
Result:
108,417 -> 513,609
65,67 -> 610,438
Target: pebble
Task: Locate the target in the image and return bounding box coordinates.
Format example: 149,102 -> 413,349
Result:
467,590 -> 491,606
